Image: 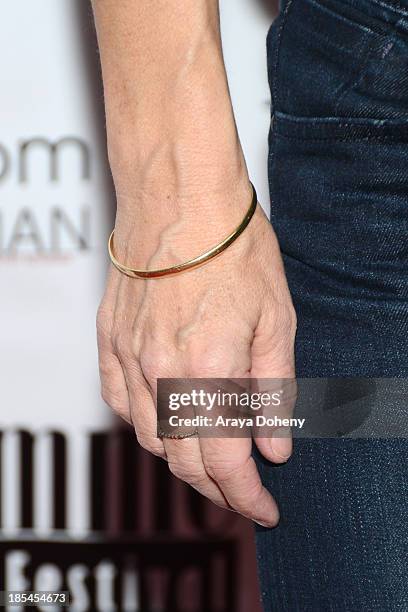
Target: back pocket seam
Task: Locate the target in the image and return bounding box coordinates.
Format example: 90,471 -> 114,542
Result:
274,111 -> 408,142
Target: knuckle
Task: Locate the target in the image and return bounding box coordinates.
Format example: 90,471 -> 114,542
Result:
100,384 -> 116,408
136,432 -> 163,457
96,306 -> 112,340
273,301 -> 297,334
232,483 -> 264,515
140,349 -> 173,382
287,305 -> 297,336
112,330 -> 133,360
168,461 -> 187,481
276,302 -> 297,341
100,385 -> 111,406
98,356 -> 116,380
168,460 -> 203,484
187,352 -> 227,378
203,459 -> 242,483
101,386 -> 128,420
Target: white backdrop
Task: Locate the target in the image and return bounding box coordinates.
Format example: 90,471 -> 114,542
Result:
0,1 -> 275,608
0,0 -> 273,427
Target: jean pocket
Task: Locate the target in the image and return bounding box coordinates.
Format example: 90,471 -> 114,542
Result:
267,0 -> 408,120
268,109 -> 408,306
273,111 -> 408,141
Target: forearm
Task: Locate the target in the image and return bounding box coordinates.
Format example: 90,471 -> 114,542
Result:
92,0 -> 248,208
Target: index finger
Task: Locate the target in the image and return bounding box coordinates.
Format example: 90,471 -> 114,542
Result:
200,438 -> 279,527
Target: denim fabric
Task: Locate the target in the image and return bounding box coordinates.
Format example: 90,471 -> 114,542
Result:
255,0 -> 408,609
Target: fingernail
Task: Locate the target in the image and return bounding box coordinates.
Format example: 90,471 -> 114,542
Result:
255,519 -> 276,528
270,436 -> 292,461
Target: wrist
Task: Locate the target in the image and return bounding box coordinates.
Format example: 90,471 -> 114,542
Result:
108,89 -> 249,214
111,137 -> 248,207
104,51 -> 253,265
111,171 -> 254,272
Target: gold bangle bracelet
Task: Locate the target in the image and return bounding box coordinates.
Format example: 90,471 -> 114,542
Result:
108,181 -> 258,279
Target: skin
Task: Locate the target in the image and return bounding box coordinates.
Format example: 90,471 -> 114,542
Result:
92,0 -> 297,527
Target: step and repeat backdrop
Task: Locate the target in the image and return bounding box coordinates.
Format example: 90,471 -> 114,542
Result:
0,1 -> 276,610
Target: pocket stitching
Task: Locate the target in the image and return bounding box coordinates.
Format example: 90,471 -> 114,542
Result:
271,0 -> 296,113
274,111 -> 408,141
275,132 -> 408,142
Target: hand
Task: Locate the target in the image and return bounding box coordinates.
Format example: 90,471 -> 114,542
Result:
97,181 -> 297,527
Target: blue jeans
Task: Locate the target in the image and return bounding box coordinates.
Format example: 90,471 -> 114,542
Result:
255,0 -> 408,609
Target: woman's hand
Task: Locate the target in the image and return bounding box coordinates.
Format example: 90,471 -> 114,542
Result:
92,0 -> 296,527
97,178 -> 296,527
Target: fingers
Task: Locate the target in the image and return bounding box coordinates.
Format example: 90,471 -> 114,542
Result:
253,377 -> 296,464
102,270 -> 167,458
98,264 -> 287,526
159,436 -> 279,525
121,360 -> 167,459
97,286 -> 131,424
255,430 -> 293,465
135,340 -> 278,524
99,348 -> 131,425
163,437 -> 230,510
199,438 -> 279,527
250,304 -> 297,464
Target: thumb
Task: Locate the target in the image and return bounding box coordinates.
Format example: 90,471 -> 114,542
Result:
250,315 -> 296,464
